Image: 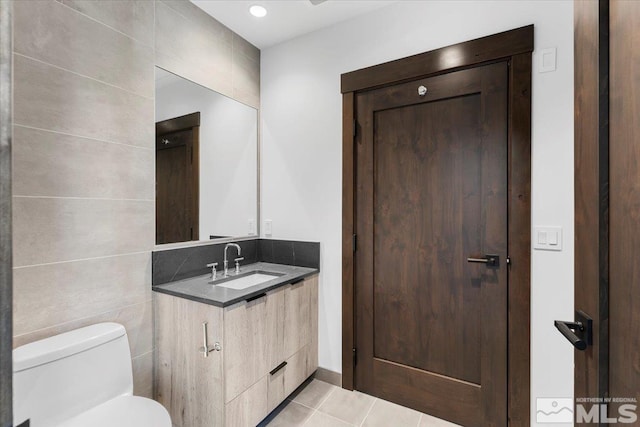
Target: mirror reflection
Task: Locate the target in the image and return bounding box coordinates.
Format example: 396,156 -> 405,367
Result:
155,67 -> 258,245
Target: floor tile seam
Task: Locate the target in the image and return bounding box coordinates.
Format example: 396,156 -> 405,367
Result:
314,384 -> 338,411
358,395 -> 378,427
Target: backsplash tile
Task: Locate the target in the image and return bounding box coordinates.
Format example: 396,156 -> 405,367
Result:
291,240 -> 321,269
258,239 -> 320,269
153,239 -> 320,285
270,240 -> 295,266
152,240 -> 258,285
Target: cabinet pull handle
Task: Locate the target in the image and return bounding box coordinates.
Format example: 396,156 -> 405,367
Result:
270,361 -> 288,375
245,293 -> 267,303
290,278 -> 304,286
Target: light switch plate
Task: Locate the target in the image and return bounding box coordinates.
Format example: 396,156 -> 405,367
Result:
539,47 -> 557,73
534,226 -> 562,251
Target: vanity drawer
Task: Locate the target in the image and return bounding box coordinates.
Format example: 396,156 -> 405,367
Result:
266,362 -> 286,414
266,343 -> 316,414
225,376 -> 268,427
284,344 -> 316,397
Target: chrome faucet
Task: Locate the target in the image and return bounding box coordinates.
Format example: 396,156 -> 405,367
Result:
223,243 -> 242,277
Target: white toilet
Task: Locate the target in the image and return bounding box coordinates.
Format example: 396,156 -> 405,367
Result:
13,322 -> 171,427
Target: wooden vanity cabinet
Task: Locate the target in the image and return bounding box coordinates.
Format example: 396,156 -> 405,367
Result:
155,274 -> 318,427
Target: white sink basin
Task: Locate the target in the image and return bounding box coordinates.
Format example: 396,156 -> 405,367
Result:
214,272 -> 281,290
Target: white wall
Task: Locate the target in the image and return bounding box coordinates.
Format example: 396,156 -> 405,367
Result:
156,75 -> 258,240
260,1 -> 574,425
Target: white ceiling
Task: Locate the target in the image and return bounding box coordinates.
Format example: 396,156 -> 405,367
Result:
191,0 -> 398,49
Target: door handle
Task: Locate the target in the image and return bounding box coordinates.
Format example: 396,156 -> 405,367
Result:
466,254 -> 499,266
554,310 -> 593,351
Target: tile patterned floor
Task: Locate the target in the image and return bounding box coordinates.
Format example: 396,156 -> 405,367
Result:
259,379 -> 461,427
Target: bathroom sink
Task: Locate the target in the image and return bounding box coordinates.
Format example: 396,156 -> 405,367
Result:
212,271 -> 283,290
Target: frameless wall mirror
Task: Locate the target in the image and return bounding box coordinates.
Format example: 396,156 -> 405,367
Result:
155,67 -> 258,245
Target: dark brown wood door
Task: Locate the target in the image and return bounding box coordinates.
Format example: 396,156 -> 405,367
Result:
609,0 -> 640,414
574,0 -> 640,422
573,0 -> 607,413
156,126 -> 198,244
354,62 -> 508,426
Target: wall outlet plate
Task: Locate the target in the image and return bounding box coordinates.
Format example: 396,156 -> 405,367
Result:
264,219 -> 273,236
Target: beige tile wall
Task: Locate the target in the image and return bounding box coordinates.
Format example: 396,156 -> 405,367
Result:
12,0 -> 260,399
155,0 -> 260,108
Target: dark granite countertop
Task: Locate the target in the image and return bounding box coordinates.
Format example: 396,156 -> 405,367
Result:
152,262 -> 319,307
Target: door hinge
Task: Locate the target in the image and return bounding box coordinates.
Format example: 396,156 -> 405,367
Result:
506,256 -> 511,265
352,234 -> 357,252
353,119 -> 357,138
353,348 -> 357,366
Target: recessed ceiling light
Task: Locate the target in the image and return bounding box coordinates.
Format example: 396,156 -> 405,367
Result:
249,5 -> 267,18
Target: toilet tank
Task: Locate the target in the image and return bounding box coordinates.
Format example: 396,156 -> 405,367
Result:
13,323 -> 134,426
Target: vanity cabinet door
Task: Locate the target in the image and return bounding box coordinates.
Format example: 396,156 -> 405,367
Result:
283,278 -> 313,359
266,287 -> 286,372
223,294 -> 269,403
267,277 -> 317,383
155,292 -> 224,427
286,276 -> 319,396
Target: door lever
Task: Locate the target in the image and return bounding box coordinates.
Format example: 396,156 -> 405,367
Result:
467,254 -> 499,267
554,310 -> 593,351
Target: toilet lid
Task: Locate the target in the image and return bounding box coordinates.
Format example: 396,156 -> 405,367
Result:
58,396 -> 171,427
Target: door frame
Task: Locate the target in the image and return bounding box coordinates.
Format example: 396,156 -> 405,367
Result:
341,25 -> 533,425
